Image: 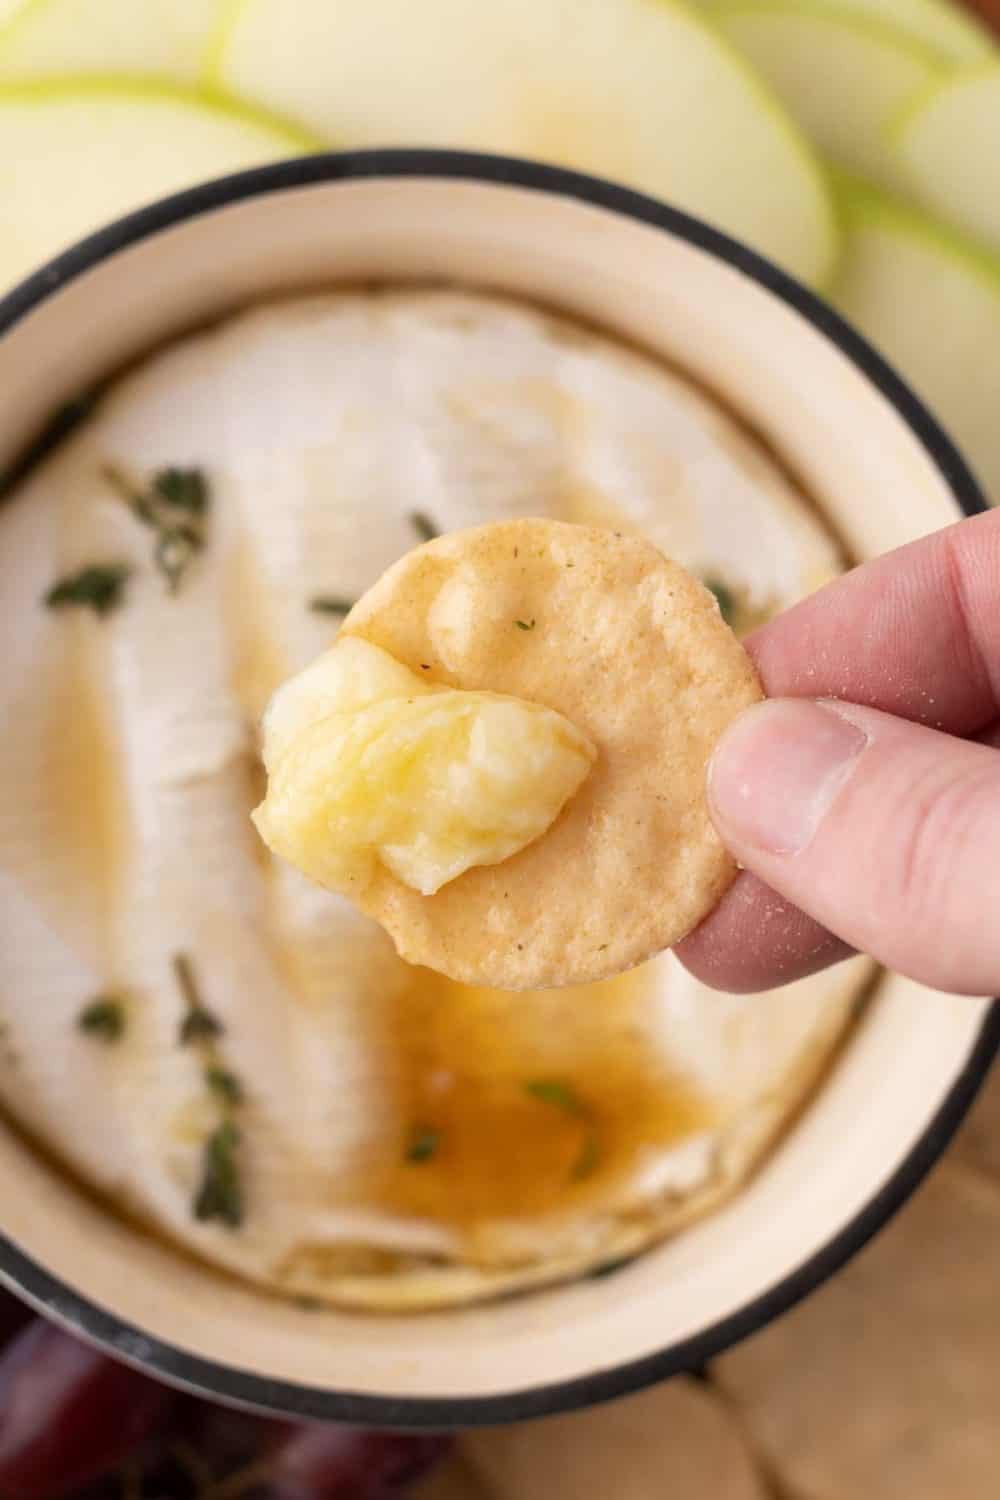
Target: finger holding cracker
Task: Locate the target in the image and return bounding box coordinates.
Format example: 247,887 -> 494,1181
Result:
253,518 -> 762,989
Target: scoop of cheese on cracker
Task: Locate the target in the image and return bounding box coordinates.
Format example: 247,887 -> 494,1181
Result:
253,519 -> 763,988
253,636 -> 596,896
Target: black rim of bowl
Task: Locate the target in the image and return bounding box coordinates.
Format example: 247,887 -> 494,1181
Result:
0,149 -> 996,1429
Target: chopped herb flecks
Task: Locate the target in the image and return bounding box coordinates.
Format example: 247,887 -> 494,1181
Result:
103,463 -> 210,594
153,467 -> 208,516
309,596 -> 356,616
526,1079 -> 600,1182
44,564 -> 130,618
524,1079 -> 584,1116
193,1120 -> 243,1229
409,510 -> 439,543
205,1065 -> 243,1107
173,953 -> 223,1045
703,577 -> 736,627
77,997 -> 126,1043
180,1010 -> 222,1044
515,618 -> 536,632
405,1124 -> 440,1164
573,1130 -> 600,1181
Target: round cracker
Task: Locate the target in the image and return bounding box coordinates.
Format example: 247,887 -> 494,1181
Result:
341,519 -> 762,988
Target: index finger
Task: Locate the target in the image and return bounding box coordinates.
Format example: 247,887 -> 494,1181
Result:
676,507 -> 1000,992
749,507 -> 1000,734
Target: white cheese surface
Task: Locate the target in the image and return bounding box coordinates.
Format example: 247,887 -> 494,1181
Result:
0,289 -> 865,1307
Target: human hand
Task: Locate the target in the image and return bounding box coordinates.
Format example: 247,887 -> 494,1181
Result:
677,509 -> 1000,997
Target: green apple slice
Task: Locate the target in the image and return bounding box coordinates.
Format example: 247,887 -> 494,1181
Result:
0,80 -> 317,290
892,66 -> 1000,253
697,0 -> 994,65
833,175 -> 1000,499
216,0 -> 837,288
712,5 -> 944,182
0,0 -> 227,83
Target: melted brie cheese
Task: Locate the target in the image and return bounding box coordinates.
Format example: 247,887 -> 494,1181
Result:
253,637 -> 596,896
0,289 -> 868,1309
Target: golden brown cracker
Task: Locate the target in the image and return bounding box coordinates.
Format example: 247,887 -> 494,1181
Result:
341,519 -> 762,988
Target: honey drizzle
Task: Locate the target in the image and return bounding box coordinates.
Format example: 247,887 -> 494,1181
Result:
367,960 -> 713,1228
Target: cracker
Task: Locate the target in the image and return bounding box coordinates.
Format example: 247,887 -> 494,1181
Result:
338,518 -> 762,988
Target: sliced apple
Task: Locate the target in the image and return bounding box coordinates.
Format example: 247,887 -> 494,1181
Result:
0,80 -> 316,290
216,0 -> 837,288
0,0 -> 226,82
892,66 -> 1000,254
712,4 -> 944,183
697,0 -> 995,64
833,175 -> 1000,499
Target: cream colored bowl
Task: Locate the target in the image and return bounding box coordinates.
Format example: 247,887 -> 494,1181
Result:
0,151 -> 994,1426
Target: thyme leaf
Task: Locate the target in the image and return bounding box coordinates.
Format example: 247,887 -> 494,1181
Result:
173,953 -> 224,1045
193,1120 -> 243,1229
309,596 -> 356,616
44,564 -> 130,617
515,618 -> 536,631
153,467 -> 208,515
409,511 -> 439,543
205,1066 -> 244,1107
405,1124 -> 439,1164
572,1130 -> 600,1181
77,997 -> 126,1042
525,1080 -> 600,1181
524,1079 -> 584,1116
103,463 -> 210,594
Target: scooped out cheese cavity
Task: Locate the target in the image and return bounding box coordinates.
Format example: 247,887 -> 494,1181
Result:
253,637 -> 597,896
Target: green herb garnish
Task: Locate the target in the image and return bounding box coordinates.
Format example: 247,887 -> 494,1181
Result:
309,596 -> 356,616
405,1124 -> 440,1164
515,618 -> 536,631
409,511 -> 439,543
77,997 -> 126,1042
44,564 -> 130,617
173,953 -> 223,1045
524,1079 -> 584,1116
193,1120 -> 243,1229
703,577 -> 736,627
572,1130 -> 600,1181
526,1080 -> 600,1181
180,1010 -> 222,1043
153,467 -> 208,516
205,1066 -> 243,1107
103,464 -> 210,594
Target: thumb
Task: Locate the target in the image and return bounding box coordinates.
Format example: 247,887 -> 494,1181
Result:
707,698 -> 1000,996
